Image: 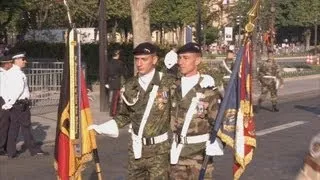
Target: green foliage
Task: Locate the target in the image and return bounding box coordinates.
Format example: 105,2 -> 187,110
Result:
203,26 -> 219,45
277,0 -> 320,27
150,0 -> 198,30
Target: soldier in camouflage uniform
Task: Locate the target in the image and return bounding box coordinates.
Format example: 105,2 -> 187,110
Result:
89,42 -> 176,179
218,50 -> 235,95
257,53 -> 283,112
170,43 -> 224,180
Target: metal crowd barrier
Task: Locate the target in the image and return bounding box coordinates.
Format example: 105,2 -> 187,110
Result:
26,62 -> 64,114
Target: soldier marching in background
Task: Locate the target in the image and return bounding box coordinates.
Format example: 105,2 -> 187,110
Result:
257,50 -> 283,112
170,42 -> 224,179
218,49 -> 235,96
89,42 -> 176,179
0,55 -> 13,155
2,52 -> 47,158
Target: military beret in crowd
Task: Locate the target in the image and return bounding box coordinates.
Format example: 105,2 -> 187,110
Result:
177,42 -> 201,54
12,52 -> 26,60
0,55 -> 13,63
133,42 -> 158,55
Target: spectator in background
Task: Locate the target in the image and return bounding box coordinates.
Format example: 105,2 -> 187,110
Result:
106,49 -> 126,117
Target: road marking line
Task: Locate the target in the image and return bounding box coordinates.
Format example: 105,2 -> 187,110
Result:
256,121 -> 307,136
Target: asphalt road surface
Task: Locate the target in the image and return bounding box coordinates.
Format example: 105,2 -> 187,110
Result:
1,95 -> 319,180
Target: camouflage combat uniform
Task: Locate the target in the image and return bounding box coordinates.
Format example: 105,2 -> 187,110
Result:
218,59 -> 234,90
170,74 -> 221,180
114,71 -> 176,180
258,58 -> 282,111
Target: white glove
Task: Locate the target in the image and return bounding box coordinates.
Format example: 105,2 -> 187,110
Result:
200,74 -> 215,88
88,119 -> 119,138
310,133 -> 320,158
105,84 -> 110,88
205,138 -> 224,156
2,103 -> 12,110
164,51 -> 178,69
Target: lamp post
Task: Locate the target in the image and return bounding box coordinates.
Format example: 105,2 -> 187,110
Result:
99,0 -> 108,112
236,15 -> 243,49
315,19 -> 318,55
196,0 -> 202,46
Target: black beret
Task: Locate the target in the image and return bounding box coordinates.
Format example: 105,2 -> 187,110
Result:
0,55 -> 13,63
12,52 -> 26,59
133,42 -> 157,55
177,42 -> 201,54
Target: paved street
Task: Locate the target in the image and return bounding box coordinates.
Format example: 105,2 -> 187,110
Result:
1,95 -> 319,180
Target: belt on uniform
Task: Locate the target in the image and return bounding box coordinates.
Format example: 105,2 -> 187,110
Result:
173,133 -> 209,145
263,75 -> 276,79
15,98 -> 30,105
132,132 -> 169,146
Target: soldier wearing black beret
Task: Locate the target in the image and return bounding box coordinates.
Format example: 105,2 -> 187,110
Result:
176,42 -> 202,55
170,42 -> 224,179
89,42 -> 176,179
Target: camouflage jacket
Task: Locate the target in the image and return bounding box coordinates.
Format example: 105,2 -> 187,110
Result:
114,71 -> 176,156
170,74 -> 221,157
218,59 -> 234,87
258,59 -> 282,85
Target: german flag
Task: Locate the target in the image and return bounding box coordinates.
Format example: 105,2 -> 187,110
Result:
54,29 -> 101,180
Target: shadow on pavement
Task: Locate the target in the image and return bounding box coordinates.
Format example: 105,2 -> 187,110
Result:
294,104 -> 320,115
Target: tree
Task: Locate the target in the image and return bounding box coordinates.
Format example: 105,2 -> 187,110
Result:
106,0 -> 131,43
277,0 -> 320,50
150,0 -> 201,45
129,0 -> 153,47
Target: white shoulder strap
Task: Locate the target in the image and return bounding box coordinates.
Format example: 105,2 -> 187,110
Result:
137,72 -> 163,137
180,92 -> 202,136
222,60 -> 232,74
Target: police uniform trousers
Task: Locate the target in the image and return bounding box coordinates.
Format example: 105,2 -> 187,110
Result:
109,89 -> 121,117
0,97 -> 10,151
7,102 -> 41,157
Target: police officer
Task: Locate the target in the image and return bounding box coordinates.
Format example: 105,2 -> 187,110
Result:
170,42 -> 224,179
257,51 -> 283,112
89,42 -> 176,179
106,49 -> 126,117
0,55 -> 13,155
3,52 -> 47,158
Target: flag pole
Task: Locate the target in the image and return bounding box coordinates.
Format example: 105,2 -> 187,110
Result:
198,1 -> 261,179
62,1 -> 103,179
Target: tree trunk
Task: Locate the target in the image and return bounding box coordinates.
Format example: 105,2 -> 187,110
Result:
304,29 -> 311,51
111,20 -> 118,43
178,25 -> 184,46
129,0 -> 153,47
160,27 -> 163,45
